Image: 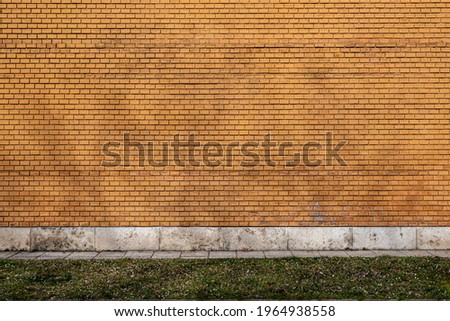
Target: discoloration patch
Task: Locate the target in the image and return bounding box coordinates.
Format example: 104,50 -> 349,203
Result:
96,227 -> 160,251
160,227 -> 222,251
288,227 -> 352,250
31,227 -> 94,251
223,227 -> 287,251
353,227 -> 416,250
0,228 -> 30,251
417,227 -> 450,250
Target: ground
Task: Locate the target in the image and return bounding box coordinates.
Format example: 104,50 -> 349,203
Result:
0,256 -> 449,300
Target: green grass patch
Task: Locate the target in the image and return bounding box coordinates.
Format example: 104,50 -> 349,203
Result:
0,257 -> 449,300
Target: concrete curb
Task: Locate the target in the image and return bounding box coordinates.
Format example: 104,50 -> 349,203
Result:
0,227 -> 449,251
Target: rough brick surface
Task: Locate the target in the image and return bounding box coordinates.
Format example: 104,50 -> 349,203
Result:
0,1 -> 449,227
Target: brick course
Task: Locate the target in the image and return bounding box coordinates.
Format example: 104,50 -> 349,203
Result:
0,0 -> 449,227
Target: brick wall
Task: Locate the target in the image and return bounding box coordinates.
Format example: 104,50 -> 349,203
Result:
1,0 -> 449,227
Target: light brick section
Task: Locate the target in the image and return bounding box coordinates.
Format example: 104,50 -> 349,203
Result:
0,0 -> 449,229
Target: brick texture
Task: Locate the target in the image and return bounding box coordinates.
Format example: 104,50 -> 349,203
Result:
0,0 -> 449,227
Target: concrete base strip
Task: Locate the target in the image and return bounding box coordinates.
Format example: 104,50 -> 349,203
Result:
0,227 -> 449,251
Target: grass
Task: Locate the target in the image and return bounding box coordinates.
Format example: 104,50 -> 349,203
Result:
0,256 -> 449,300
